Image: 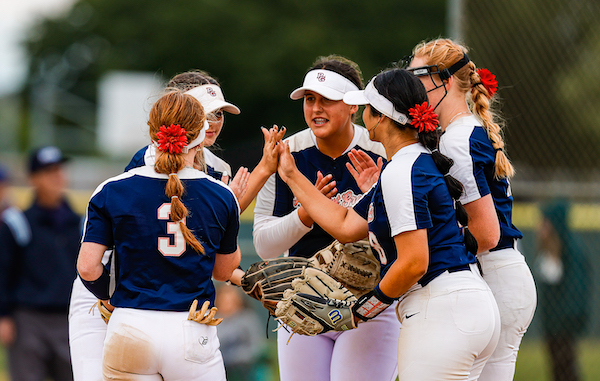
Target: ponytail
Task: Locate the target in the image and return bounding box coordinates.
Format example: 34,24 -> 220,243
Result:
418,128 -> 478,254
149,90 -> 207,254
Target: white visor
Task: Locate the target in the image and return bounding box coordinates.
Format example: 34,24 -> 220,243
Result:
343,78 -> 410,124
290,69 -> 360,101
185,84 -> 241,115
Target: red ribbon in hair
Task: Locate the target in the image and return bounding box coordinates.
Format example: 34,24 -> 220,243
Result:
409,102 -> 439,133
476,68 -> 498,98
156,124 -> 188,154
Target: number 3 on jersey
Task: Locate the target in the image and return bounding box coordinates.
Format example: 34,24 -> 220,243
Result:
157,203 -> 186,256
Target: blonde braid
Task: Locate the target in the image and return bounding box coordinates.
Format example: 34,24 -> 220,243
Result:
468,65 -> 515,178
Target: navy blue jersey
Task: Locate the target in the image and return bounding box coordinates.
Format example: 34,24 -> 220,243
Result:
439,115 -> 522,249
125,145 -> 229,181
354,143 -> 475,285
83,166 -> 240,311
254,126 -> 386,258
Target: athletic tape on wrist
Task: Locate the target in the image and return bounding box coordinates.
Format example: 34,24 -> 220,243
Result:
352,284 -> 395,321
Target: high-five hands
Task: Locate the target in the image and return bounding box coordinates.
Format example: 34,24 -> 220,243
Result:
346,149 -> 383,193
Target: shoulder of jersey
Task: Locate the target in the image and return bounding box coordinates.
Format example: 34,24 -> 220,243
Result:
203,148 -> 232,176
284,125 -> 386,158
441,116 -> 481,154
284,128 -> 314,153
92,167 -> 235,197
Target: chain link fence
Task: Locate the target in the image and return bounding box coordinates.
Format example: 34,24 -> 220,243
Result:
456,0 -> 600,379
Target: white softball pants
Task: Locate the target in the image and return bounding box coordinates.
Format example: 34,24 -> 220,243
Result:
396,263 -> 501,381
69,277 -> 107,381
477,246 -> 537,381
277,303 -> 400,381
102,308 -> 225,381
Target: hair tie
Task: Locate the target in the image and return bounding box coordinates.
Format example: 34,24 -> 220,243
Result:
431,148 -> 439,154
495,147 -> 504,152
169,173 -> 178,177
409,102 -> 439,133
156,124 -> 188,154
471,82 -> 483,88
171,195 -> 179,200
475,68 -> 498,98
444,173 -> 451,177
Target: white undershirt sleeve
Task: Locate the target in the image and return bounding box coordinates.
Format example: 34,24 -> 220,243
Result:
252,210 -> 313,259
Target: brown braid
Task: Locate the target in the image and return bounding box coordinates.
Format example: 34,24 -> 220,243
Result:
148,89 -> 206,254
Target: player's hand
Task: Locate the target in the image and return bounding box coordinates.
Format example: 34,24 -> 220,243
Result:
227,167 -> 250,201
315,171 -> 337,198
0,317 -> 16,346
188,300 -> 223,326
276,141 -> 298,182
258,125 -> 286,175
346,149 -> 383,193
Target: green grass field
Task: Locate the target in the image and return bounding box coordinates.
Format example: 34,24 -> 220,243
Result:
1,339 -> 598,380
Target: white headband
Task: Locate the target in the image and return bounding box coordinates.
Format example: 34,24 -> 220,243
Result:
152,119 -> 208,154
290,69 -> 360,101
185,84 -> 241,115
343,78 -> 410,124
181,119 -> 208,153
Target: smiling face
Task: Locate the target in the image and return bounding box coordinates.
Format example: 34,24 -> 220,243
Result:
303,91 -> 357,140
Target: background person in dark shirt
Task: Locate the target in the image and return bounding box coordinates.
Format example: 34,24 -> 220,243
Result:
0,146 -> 82,381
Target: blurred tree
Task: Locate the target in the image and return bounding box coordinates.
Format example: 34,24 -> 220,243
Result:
24,0 -> 445,169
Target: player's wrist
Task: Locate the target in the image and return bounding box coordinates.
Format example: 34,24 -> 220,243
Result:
79,265 -> 111,300
352,284 -> 396,321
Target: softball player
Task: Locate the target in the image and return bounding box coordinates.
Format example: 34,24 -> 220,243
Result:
276,68 -> 500,381
408,38 -> 537,381
253,55 -> 399,381
77,89 -> 241,380
69,70 -> 281,381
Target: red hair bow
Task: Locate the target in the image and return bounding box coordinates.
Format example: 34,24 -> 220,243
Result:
476,68 -> 498,98
156,124 -> 188,154
409,102 -> 439,133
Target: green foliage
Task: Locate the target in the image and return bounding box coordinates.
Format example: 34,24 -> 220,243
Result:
24,0 -> 445,166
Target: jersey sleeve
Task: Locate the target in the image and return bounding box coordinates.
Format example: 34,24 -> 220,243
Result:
381,164 -> 431,236
352,186 -> 375,220
82,186 -> 114,247
217,193 -> 240,255
441,128 -> 491,204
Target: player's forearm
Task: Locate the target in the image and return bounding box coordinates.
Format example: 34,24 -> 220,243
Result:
463,195 -> 500,253
379,231 -> 429,298
238,164 -> 273,213
284,169 -> 360,242
253,211 -> 312,259
77,242 -> 109,281
213,248 -> 241,282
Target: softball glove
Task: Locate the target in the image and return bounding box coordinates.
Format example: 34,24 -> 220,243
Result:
309,239 -> 380,298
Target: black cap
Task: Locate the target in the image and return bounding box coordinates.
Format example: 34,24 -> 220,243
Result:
28,146 -> 69,174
